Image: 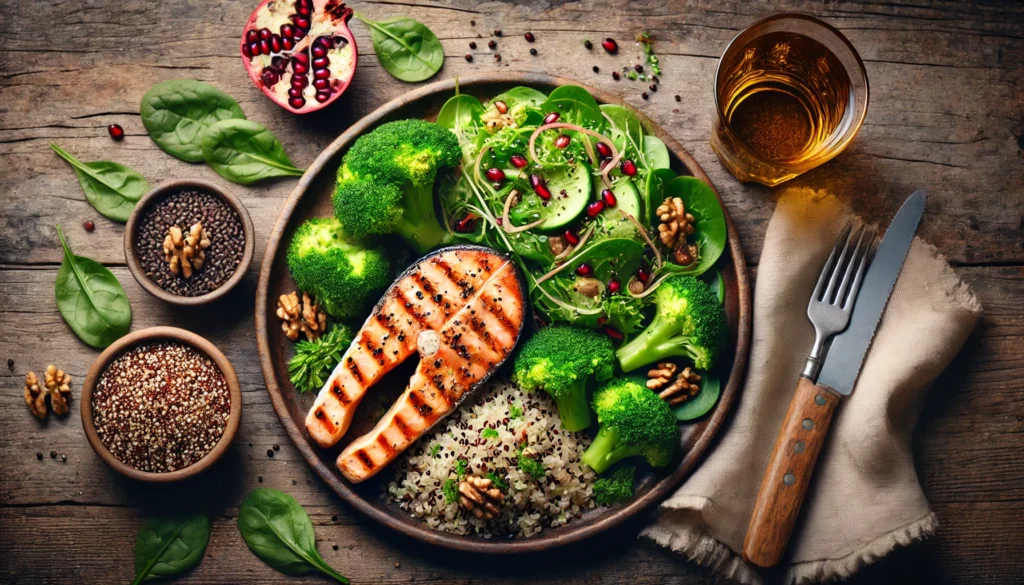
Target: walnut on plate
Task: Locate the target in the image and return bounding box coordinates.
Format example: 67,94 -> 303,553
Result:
163,222 -> 211,279
458,475 -> 505,520
277,291 -> 327,341
656,196 -> 699,266
647,362 -> 702,406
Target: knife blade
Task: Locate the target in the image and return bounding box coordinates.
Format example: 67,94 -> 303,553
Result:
816,190 -> 927,395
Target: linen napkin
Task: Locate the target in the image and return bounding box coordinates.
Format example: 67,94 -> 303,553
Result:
642,188 -> 981,584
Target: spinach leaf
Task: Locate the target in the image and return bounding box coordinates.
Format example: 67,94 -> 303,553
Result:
569,237 -> 646,283
642,135 -> 671,171
238,488 -> 348,584
599,104 -> 645,167
200,119 -> 304,185
50,144 -> 149,222
436,94 -> 485,152
140,79 -> 245,163
644,167 -> 676,222
546,85 -> 600,110
656,177 -> 727,277
700,266 -> 726,303
54,225 -> 131,349
132,514 -> 211,585
490,86 -> 548,109
673,373 -> 720,421
356,14 -> 443,82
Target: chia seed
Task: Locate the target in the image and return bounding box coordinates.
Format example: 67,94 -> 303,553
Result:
92,341 -> 231,473
135,189 -> 245,297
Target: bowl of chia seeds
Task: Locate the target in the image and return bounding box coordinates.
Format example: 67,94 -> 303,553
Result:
125,179 -> 254,306
81,326 -> 242,482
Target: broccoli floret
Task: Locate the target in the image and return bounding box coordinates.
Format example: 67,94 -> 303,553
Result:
286,217 -> 391,320
332,119 -> 461,253
593,464 -> 636,506
512,326 -> 616,431
516,447 -> 546,478
581,378 -> 678,474
616,275 -> 727,372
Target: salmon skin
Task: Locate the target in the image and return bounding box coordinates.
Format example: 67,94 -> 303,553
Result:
305,246 -> 524,450
336,251 -> 524,482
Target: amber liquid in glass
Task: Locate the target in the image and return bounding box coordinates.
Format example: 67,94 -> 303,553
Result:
719,32 -> 851,165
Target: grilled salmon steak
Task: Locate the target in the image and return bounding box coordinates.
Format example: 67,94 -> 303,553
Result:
305,247 -> 525,453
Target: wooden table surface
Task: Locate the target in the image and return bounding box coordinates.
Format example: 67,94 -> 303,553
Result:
2,1 -> 1022,583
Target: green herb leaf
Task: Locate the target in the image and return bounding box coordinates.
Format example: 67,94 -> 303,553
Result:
428,443 -> 442,458
140,79 -> 245,162
508,403 -> 523,420
442,478 -> 458,503
672,373 -> 721,421
454,458 -> 469,480
50,144 -> 149,222
486,472 -> 509,492
481,428 -> 499,440
132,515 -> 210,585
355,14 -> 443,82
288,325 -> 353,393
238,488 -> 349,584
516,447 -> 545,478
201,119 -> 304,185
54,225 -> 132,349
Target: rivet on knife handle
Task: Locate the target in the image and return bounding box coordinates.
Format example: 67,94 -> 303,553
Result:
743,377 -> 840,567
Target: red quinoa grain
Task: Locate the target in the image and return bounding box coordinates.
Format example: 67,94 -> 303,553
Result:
92,341 -> 230,473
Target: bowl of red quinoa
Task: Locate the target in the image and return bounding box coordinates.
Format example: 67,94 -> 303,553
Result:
125,179 -> 254,306
81,326 -> 242,482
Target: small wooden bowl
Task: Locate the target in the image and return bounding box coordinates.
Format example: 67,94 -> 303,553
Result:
124,179 -> 254,306
81,326 -> 243,483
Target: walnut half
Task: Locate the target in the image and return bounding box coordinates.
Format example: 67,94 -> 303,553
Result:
24,371 -> 47,419
647,362 -> 701,406
163,222 -> 211,279
44,365 -> 72,416
458,475 -> 504,520
277,291 -> 327,341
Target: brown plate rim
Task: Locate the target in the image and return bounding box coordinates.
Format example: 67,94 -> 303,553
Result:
255,71 -> 751,553
81,326 -> 243,483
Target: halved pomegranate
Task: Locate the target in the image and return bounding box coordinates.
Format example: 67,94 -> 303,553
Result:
241,0 -> 357,114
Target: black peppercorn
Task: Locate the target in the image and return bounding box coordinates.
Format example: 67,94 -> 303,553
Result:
592,65 -> 599,73
469,41 -> 477,49
493,29 -> 502,37
530,48 -> 537,56
465,53 -> 473,62
488,39 -> 496,50
612,71 -> 620,80
675,94 -> 681,102
641,92 -> 649,100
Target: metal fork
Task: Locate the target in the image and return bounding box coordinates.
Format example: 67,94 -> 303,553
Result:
801,223 -> 876,380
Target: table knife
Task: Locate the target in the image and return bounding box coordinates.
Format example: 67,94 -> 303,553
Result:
743,190 -> 927,568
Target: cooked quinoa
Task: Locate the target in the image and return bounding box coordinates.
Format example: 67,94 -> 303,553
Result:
385,379 -> 595,538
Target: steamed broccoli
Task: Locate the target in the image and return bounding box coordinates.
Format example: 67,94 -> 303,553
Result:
616,275 -> 727,373
593,464 -> 636,506
581,378 -> 678,474
512,326 -> 616,431
332,119 -> 461,253
286,217 -> 391,319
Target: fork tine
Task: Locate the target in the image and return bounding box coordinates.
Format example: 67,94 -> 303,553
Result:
834,226 -> 867,306
842,226 -> 876,310
811,223 -> 850,303
823,224 -> 857,304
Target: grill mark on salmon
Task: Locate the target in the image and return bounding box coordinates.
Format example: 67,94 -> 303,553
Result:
336,257 -> 524,482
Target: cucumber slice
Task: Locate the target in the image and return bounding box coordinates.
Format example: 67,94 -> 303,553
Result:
509,163 -> 592,231
601,179 -> 641,220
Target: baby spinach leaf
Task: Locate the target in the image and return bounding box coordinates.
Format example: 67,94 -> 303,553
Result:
238,488 -> 348,584
140,79 -> 245,162
132,514 -> 211,585
356,14 -> 443,82
437,94 -> 485,150
643,135 -> 671,171
644,167 -> 676,221
656,177 -> 727,277
490,86 -> 548,109
599,104 -> 646,168
50,144 -> 149,222
700,266 -> 726,304
546,85 -> 600,110
54,225 -> 132,349
673,372 -> 720,421
200,119 -> 304,185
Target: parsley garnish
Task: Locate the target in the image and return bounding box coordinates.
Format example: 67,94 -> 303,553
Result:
508,403 -> 523,420
454,458 -> 469,479
486,471 -> 509,492
428,443 -> 441,458
287,324 -> 353,393
442,478 -> 458,503
481,428 -> 499,440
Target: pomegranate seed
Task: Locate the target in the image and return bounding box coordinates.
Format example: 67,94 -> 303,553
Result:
494,100 -> 508,114
83,220 -> 95,232
297,4 -> 311,16
293,16 -> 311,30
314,68 -> 331,79
319,36 -> 335,49
586,201 -> 605,217
564,230 -> 580,245
313,44 -> 327,58
602,326 -> 624,341
575,263 -> 593,277
259,39 -> 271,54
634,64 -> 643,73
289,96 -> 306,109
282,37 -> 294,50
596,142 -> 612,158
313,56 -> 329,69
637,267 -> 650,283
524,32 -> 535,42
242,43 -> 253,58
485,168 -> 506,182
315,91 -> 331,103
607,279 -> 621,294
293,27 -> 307,40
313,78 -> 330,90
602,38 -> 618,52
281,24 -> 294,38
510,154 -> 528,168
246,30 -> 258,44
293,61 -> 309,75
249,42 -> 262,56
554,134 -> 571,149
261,69 -> 280,87
271,56 -> 286,70
641,92 -> 649,100
107,124 -> 124,140
271,35 -> 282,52
601,189 -> 617,206
291,75 -> 308,88
542,112 -> 560,125
488,40 -> 497,50
599,157 -> 612,171
597,316 -> 608,326
293,52 -> 309,64
649,83 -> 657,92
530,174 -> 551,199
621,159 -> 637,176
465,53 -> 473,62
259,28 -> 272,40
612,71 -> 620,80
288,87 -> 303,98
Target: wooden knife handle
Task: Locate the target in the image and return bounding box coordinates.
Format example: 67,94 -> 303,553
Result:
743,377 -> 841,568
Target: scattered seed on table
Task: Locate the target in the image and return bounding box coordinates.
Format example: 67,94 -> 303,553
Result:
465,53 -> 473,62
50,451 -> 57,459
493,29 -> 502,36
107,124 -> 125,140
258,476 -> 263,483
333,544 -> 339,550
470,19 -> 475,26
83,220 -> 95,232
612,71 -> 620,80
91,341 -> 231,473
36,452 -> 43,461
292,479 -> 297,485
592,65 -> 599,73
135,189 -> 245,297
267,449 -> 274,458
61,454 -> 67,462
469,41 -> 476,49
584,39 -> 592,50
649,83 -> 658,92
332,515 -> 338,521
642,92 -> 649,100
395,562 -> 401,568
7,359 -> 12,371
524,32 -> 535,42
494,53 -> 502,62
530,48 -> 537,56
488,40 -> 497,50
273,444 -> 280,451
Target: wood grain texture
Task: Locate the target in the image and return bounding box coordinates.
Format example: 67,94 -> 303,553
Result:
743,378 -> 841,568
1,0 -> 1023,583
